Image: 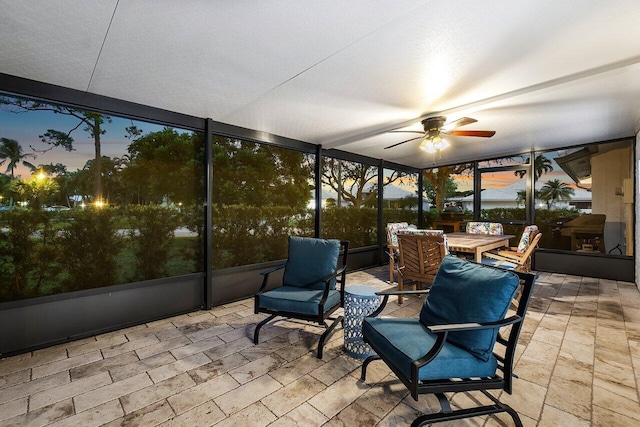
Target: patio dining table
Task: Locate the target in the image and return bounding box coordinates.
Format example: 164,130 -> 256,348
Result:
446,232 -> 515,262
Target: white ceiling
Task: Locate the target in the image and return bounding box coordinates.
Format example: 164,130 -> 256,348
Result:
1,0 -> 640,168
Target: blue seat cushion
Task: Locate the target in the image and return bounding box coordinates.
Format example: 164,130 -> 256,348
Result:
420,256 -> 519,361
283,237 -> 341,290
258,286 -> 340,316
363,317 -> 498,381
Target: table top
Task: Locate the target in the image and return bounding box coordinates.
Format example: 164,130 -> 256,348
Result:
345,285 -> 379,298
446,232 -> 515,249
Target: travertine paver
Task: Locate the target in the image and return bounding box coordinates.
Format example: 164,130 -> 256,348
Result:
120,372 -> 195,414
73,372 -> 153,413
30,371 -> 112,410
0,267 -> 639,426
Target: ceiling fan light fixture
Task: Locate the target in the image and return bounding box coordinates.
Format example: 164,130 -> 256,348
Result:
419,137 -> 437,153
419,134 -> 448,153
433,135 -> 449,150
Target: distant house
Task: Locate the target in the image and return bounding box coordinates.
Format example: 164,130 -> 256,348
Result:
451,179 -> 592,212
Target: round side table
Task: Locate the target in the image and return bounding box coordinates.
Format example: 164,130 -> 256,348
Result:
344,284 -> 381,358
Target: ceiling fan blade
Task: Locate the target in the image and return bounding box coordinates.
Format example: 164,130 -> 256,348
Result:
447,130 -> 496,137
388,130 -> 424,134
384,136 -> 422,149
442,117 -> 477,131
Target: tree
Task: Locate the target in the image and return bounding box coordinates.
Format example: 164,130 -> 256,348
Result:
0,97 -> 111,202
9,173 -> 59,210
0,138 -> 36,207
514,154 -> 553,180
423,176 -> 457,208
322,160 -> 406,208
423,164 -> 473,211
538,179 -> 574,209
36,163 -> 68,177
80,156 -> 128,205
212,136 -> 310,209
515,190 -> 526,208
0,138 -> 35,178
515,189 -> 542,208
126,128 -> 204,206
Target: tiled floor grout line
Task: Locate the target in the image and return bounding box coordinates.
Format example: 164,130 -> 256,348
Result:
619,280 -> 640,409
538,275 -> 566,426
589,278 -> 600,426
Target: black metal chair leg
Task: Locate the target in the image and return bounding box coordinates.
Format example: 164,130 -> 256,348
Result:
435,392 -> 452,413
253,314 -> 277,344
360,354 -> 381,381
410,404 -> 519,427
505,406 -> 523,427
317,315 -> 343,359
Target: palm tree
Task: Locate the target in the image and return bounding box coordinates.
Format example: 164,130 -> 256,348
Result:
515,190 -> 526,208
0,138 -> 35,178
539,179 -> 575,209
0,138 -> 36,207
515,189 -> 542,208
514,154 -> 554,180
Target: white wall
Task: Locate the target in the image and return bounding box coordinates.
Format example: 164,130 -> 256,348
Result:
591,143 -> 633,254
636,132 -> 640,290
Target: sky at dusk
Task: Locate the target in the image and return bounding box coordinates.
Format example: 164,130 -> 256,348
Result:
1,96 -> 578,195
0,103 -> 170,178
379,151 -> 578,196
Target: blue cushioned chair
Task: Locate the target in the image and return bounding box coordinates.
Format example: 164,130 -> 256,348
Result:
361,256 -> 536,427
254,236 -> 349,359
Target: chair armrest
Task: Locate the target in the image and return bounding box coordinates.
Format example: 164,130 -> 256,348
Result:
314,266 -> 348,306
426,315 -> 523,333
365,289 -> 430,318
493,251 -> 523,260
411,315 -> 523,373
256,263 -> 287,294
260,263 -> 287,276
330,266 -> 347,281
484,251 -> 523,262
375,288 -> 430,296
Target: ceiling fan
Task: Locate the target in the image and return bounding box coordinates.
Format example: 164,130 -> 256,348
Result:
384,116 -> 495,152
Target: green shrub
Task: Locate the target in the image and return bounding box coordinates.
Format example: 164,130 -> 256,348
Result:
180,204 -> 205,272
321,207 -> 377,248
0,210 -> 58,301
212,205 -> 313,269
383,208 -> 419,226
127,205 -> 181,281
57,208 -> 122,292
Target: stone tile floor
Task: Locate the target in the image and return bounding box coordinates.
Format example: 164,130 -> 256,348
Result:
1,266 -> 639,426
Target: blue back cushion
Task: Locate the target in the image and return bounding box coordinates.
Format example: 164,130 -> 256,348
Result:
283,237 -> 341,290
419,256 -> 519,361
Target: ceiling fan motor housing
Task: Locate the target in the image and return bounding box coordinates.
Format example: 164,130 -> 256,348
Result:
421,116 -> 446,137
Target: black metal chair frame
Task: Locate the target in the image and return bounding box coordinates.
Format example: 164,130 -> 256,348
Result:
360,267 -> 536,427
254,240 -> 349,359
